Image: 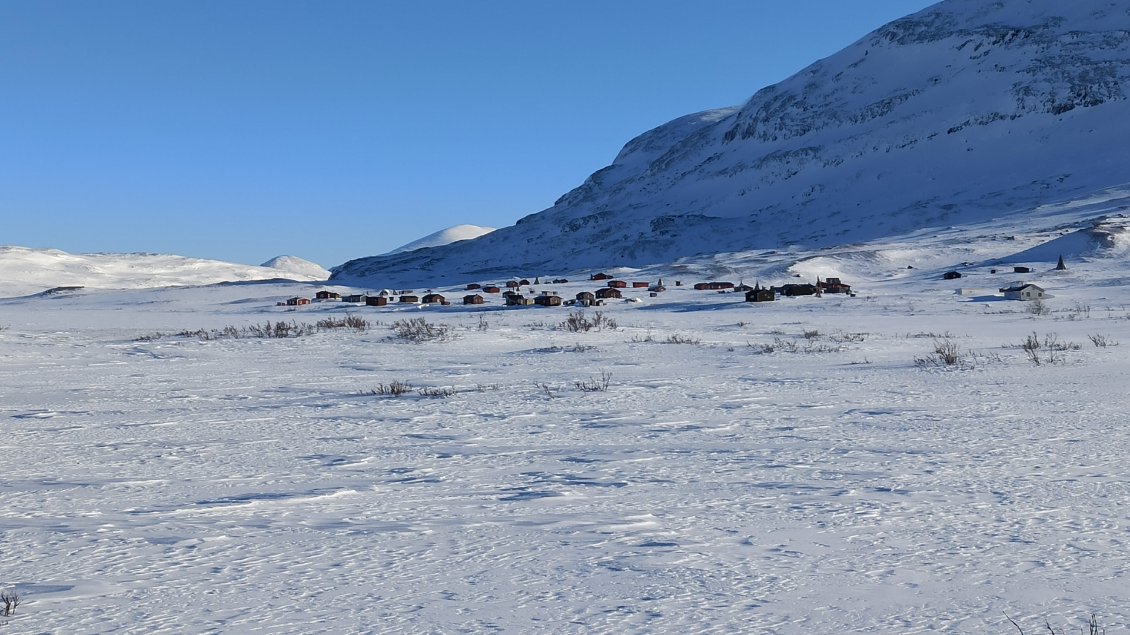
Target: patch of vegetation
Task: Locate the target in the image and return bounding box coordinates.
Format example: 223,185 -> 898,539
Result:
368,381 -> 412,397
559,310 -> 617,333
1087,334 -> 1117,348
574,370 -> 613,392
1019,332 -> 1079,365
914,337 -> 972,369
391,317 -> 454,343
136,315 -> 369,341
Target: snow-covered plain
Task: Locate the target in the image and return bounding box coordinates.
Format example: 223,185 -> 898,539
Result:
3,198 -> 1130,633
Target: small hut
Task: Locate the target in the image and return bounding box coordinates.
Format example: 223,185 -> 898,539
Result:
1013,266 -> 1031,274
631,281 -> 649,289
505,280 -> 521,289
315,290 -> 341,301
483,285 -> 501,294
943,271 -> 962,280
466,283 -> 482,290
463,294 -> 484,305
591,273 -> 614,281
607,280 -> 628,289
421,293 -> 446,305
595,287 -> 622,299
576,291 -> 596,307
366,296 -> 389,307
398,295 -> 419,303
745,284 -> 774,303
535,294 -> 563,307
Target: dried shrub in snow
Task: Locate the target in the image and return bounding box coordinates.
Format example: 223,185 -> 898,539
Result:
559,310 -> 617,333
369,380 -> 412,397
391,317 -> 454,343
1087,334 -> 1117,347
1019,332 -> 1079,365
574,370 -> 612,392
316,314 -> 369,331
914,337 -> 971,369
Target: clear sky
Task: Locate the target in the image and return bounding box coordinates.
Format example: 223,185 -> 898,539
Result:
1,1 -> 936,268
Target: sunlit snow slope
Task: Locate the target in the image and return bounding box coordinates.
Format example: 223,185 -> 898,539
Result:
333,0 -> 1130,287
0,247 -> 327,297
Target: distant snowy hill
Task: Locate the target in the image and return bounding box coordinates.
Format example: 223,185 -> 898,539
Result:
333,0 -> 1130,287
385,224 -> 496,255
261,255 -> 331,280
0,247 -> 327,297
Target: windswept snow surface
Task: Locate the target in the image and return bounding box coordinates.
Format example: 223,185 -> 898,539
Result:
0,247 -> 328,298
3,213 -> 1130,633
384,224 -> 496,255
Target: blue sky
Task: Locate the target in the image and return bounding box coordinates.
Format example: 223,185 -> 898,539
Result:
1,1 -> 936,268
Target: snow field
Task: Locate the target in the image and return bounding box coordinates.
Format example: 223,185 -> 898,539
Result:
2,272 -> 1129,633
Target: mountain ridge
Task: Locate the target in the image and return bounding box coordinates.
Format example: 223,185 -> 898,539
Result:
333,0 -> 1130,287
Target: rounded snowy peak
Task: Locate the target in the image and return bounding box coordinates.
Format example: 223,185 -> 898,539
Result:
260,255 -> 331,280
386,224 -> 496,255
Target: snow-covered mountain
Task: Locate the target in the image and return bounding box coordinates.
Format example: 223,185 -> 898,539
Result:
260,255 -> 331,280
385,224 -> 496,255
0,247 -> 328,298
332,0 -> 1130,287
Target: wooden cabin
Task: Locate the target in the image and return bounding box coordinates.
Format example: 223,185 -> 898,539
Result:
576,291 -> 596,307
607,280 -> 628,289
465,283 -> 482,290
745,286 -> 775,303
817,277 -> 852,294
595,287 -> 622,299
505,280 -> 521,289
505,294 -> 534,306
421,293 -> 446,305
366,296 -> 388,306
943,271 -> 962,280
463,294 -> 484,305
342,294 -> 366,303
315,290 -> 341,301
535,294 -> 563,307
590,273 -> 613,281
1013,266 -> 1031,274
631,281 -> 649,289
483,285 -> 501,294
773,283 -> 818,297
399,295 -> 419,303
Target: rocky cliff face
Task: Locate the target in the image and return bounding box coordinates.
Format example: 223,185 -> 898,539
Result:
334,0 -> 1130,286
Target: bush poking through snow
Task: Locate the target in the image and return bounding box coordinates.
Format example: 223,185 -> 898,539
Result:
559,310 -> 617,333
391,317 -> 454,343
914,337 -> 970,368
1087,334 -> 1117,347
417,386 -> 457,399
1027,297 -> 1050,316
315,314 -> 369,331
1,590 -> 20,617
664,334 -> 702,345
1019,332 -> 1080,365
369,381 -> 412,397
574,370 -> 612,392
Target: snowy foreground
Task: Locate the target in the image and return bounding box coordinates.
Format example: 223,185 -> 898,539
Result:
2,260 -> 1129,634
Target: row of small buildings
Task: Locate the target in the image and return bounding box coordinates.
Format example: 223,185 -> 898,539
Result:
279,274 -> 856,309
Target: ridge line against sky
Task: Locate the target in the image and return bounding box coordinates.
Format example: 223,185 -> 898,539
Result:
1,1 -> 936,268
